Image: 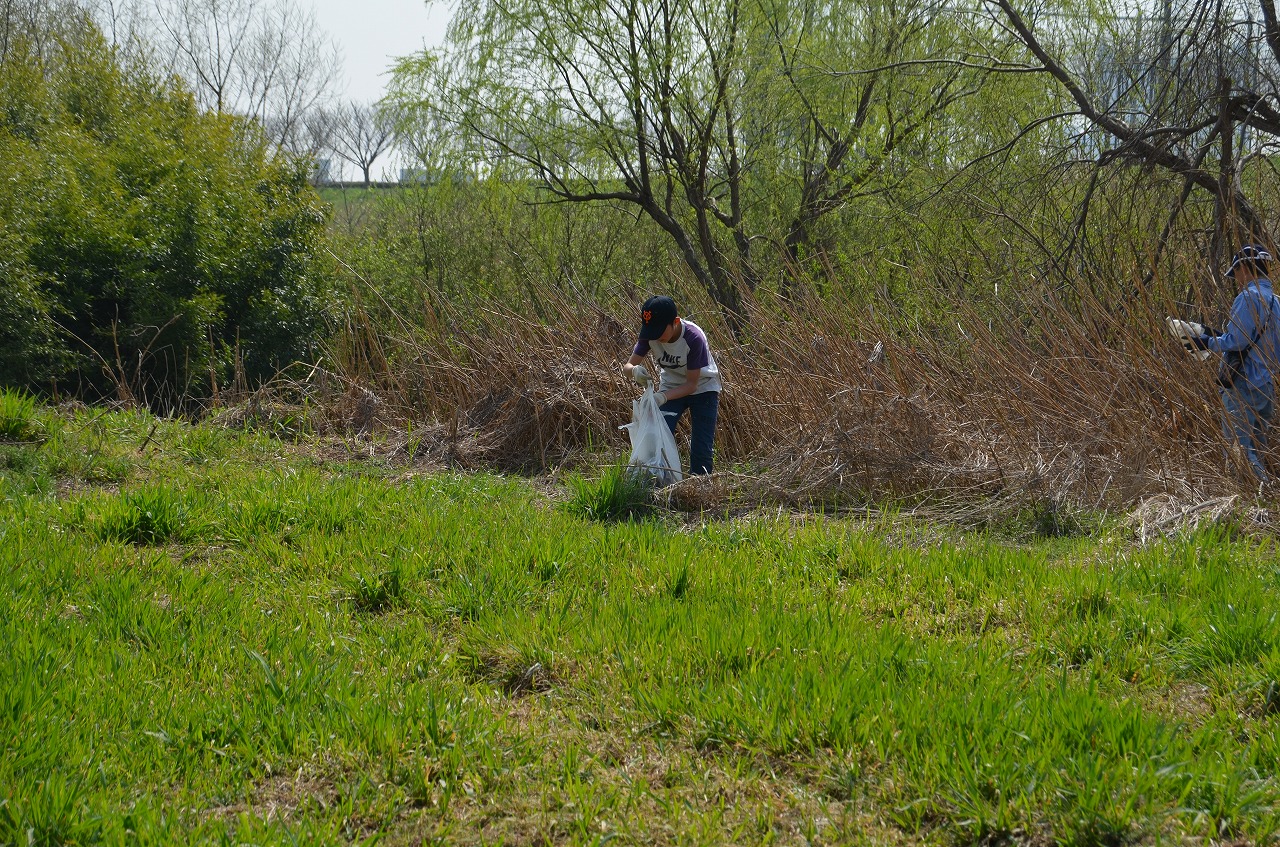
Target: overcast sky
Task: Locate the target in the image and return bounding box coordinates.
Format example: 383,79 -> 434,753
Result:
300,0 -> 451,179
307,0 -> 451,105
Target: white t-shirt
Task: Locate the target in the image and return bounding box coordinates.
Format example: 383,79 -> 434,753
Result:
633,320 -> 723,394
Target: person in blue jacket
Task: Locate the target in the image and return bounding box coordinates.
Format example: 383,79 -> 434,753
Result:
1176,245 -> 1280,481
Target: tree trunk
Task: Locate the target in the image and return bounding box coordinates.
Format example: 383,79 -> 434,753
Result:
640,196 -> 748,341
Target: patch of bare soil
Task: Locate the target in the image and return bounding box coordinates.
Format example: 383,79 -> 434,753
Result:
202,761 -> 342,825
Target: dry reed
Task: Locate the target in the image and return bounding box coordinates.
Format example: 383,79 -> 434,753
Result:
287,256 -> 1274,518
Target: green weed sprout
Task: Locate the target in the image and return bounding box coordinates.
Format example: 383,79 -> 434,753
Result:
96,489 -> 194,545
0,389 -> 46,442
347,564 -> 404,613
564,462 -> 653,521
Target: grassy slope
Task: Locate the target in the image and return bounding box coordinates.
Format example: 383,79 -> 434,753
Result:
3,397 -> 1280,845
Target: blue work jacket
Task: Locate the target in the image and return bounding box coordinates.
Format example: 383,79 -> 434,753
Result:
1206,278 -> 1280,391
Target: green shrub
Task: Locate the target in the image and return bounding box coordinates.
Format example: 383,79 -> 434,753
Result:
0,20 -> 333,404
564,464 -> 653,522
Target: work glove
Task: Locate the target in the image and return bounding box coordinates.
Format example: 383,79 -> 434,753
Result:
630,364 -> 652,386
1166,317 -> 1211,361
653,391 -> 667,406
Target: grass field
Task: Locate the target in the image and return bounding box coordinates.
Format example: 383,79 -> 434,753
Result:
4,392 -> 1280,845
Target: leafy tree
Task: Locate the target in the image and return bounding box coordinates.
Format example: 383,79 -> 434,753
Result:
387,0 -> 1010,335
0,2 -> 332,405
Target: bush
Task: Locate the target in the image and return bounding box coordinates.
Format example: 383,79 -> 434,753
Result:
0,17 -> 333,406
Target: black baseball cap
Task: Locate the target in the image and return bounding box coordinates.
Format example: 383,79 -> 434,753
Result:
1226,245 -> 1272,278
638,295 -> 678,340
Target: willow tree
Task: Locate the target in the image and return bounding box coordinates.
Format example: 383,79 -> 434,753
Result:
388,0 -> 1010,336
989,0 -> 1280,276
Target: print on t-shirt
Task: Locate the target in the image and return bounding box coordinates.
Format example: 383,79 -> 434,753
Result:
633,320 -> 723,395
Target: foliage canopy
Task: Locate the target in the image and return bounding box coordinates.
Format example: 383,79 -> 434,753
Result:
0,2 -> 331,406
388,0 -> 1045,334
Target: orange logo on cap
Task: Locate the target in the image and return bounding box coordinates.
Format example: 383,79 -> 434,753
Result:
642,310 -> 652,322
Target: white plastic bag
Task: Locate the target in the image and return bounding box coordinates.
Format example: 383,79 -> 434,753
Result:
620,386 -> 683,486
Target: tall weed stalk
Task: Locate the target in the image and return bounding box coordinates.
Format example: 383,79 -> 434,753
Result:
319,250 -> 1254,509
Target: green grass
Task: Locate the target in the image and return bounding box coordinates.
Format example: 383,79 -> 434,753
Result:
95,487 -> 199,544
564,462 -> 653,521
0,389 -> 45,442
4,400 -> 1280,844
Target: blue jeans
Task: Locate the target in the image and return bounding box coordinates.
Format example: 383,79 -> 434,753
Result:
1220,381 -> 1274,480
660,391 -> 719,475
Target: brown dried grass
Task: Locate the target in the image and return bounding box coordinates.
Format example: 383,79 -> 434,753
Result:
300,260 -> 1268,515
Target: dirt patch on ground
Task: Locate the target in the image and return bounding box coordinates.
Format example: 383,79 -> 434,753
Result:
1133,681 -> 1218,729
202,763 -> 344,826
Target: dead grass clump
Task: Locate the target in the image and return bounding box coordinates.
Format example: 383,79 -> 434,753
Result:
750,390 -> 944,505
1126,493 -> 1280,541
206,369 -> 392,439
1127,493 -> 1241,542
460,640 -> 562,697
660,473 -> 740,512
312,257 -> 1277,513
331,385 -> 382,434
208,396 -> 314,437
454,356 -> 626,472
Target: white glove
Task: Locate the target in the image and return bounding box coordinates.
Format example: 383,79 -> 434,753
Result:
1166,317 -> 1205,339
630,364 -> 652,386
653,391 -> 667,405
1166,317 -> 1211,361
